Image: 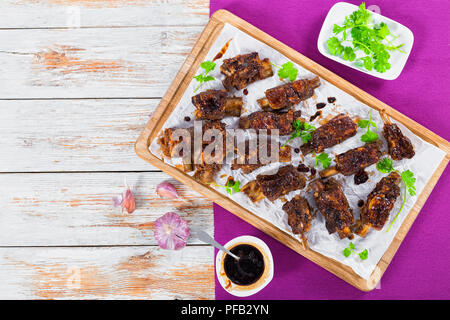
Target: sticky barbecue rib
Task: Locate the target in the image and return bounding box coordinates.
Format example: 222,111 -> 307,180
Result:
380,112 -> 415,160
192,89 -> 243,120
157,121 -> 226,183
238,109 -> 303,135
320,141 -> 382,178
257,77 -> 321,111
242,165 -> 307,202
311,178 -> 354,239
282,195 -> 315,246
352,172 -> 402,237
220,52 -> 273,90
231,138 -> 292,174
301,113 -> 358,155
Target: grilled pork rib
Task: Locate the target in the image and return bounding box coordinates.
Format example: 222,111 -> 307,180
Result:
311,178 -> 354,239
301,113 -> 358,155
257,77 -> 321,111
239,109 -> 303,135
242,165 -> 306,202
383,123 -> 415,160
192,89 -> 242,120
220,52 -> 273,90
232,138 -> 292,174
353,172 -> 402,237
320,141 -> 383,178
282,195 -> 315,244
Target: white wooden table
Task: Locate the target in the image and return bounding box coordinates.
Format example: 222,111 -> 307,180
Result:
0,0 -> 214,299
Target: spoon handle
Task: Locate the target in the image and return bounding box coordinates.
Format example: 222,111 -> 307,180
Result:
196,230 -> 240,260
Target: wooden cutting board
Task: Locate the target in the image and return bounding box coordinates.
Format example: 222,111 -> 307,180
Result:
135,9 -> 450,291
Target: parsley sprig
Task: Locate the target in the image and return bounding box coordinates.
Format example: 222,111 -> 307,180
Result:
282,120 -> 315,148
343,242 -> 368,260
326,3 -> 405,73
193,61 -> 216,92
376,157 -> 416,232
315,152 -> 332,169
271,61 -> 299,81
211,179 -> 241,195
358,108 -> 379,143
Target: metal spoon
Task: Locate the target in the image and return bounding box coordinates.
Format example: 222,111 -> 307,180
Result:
196,230 -> 240,261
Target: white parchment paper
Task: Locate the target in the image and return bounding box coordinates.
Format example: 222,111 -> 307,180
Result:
150,23 -> 446,279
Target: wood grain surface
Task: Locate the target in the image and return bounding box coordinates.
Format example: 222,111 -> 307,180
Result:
0,0 -> 213,299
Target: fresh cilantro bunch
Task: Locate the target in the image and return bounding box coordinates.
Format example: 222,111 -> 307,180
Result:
376,157 -> 416,231
282,120 -> 315,148
272,61 -> 299,81
358,108 -> 379,143
326,3 -> 405,73
193,61 -> 216,92
315,152 -> 332,169
343,242 -> 368,260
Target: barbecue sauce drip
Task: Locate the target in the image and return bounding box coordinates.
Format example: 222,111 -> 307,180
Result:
224,244 -> 264,286
327,97 -> 336,103
243,88 -> 249,95
354,169 -> 369,185
316,102 -> 327,109
213,38 -> 232,61
309,111 -> 322,122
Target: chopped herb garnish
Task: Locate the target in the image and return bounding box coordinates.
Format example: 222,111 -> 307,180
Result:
343,242 -> 368,260
225,179 -> 241,195
193,61 -> 216,92
315,152 -> 332,169
359,109 -> 379,143
271,61 -> 298,81
376,157 -> 416,231
326,3 -> 405,73
211,179 -> 241,195
282,120 -> 315,148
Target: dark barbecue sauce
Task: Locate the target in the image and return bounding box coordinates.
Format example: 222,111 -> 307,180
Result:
309,111 -> 322,122
327,97 -> 336,103
316,102 -> 327,109
213,38 -> 232,61
354,169 -> 369,185
224,244 -> 264,286
243,88 -> 249,95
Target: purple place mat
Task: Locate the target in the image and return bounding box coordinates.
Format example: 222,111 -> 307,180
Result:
211,0 -> 450,299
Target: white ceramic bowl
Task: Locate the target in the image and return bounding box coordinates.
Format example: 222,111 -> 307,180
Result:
317,2 -> 414,80
215,235 -> 274,297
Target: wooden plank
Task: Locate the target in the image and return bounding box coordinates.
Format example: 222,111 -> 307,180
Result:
0,246 -> 214,299
0,26 -> 203,98
0,172 -> 213,246
0,99 -> 159,172
0,0 -> 208,28
135,9 -> 450,291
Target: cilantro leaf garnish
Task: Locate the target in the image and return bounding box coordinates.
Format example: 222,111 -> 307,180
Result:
358,249 -> 369,260
193,61 -> 216,92
359,109 -> 379,143
225,179 -> 241,195
210,179 -> 241,195
271,61 -> 299,81
376,157 -> 394,173
315,152 -> 332,169
376,157 -> 417,231
343,242 -> 368,260
326,3 -> 405,73
282,120 -> 315,148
